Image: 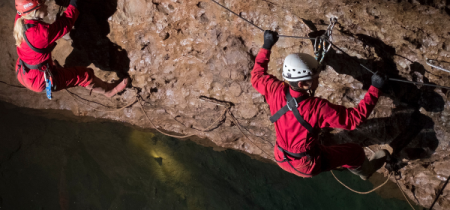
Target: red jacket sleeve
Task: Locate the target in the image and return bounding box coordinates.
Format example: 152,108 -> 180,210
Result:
46,5 -> 80,43
251,48 -> 284,100
317,86 -> 380,130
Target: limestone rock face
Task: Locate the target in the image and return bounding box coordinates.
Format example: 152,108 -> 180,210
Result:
1,0 -> 450,208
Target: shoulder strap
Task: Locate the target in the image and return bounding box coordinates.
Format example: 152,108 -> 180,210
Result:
269,106 -> 290,123
269,88 -> 309,123
270,88 -> 319,135
23,24 -> 57,54
285,90 -> 317,135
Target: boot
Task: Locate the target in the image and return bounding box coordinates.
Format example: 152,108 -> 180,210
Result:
349,149 -> 389,180
86,76 -> 129,98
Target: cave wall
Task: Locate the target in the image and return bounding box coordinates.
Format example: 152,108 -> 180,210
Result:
1,0 -> 450,208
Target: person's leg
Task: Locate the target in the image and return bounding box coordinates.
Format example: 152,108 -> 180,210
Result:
349,149 -> 389,180
52,66 -> 129,98
86,76 -> 129,98
52,66 -> 94,90
319,143 -> 366,171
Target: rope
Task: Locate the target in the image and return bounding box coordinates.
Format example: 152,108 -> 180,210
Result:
209,0 -> 314,40
210,0 -> 450,89
331,170 -> 416,210
330,170 -> 391,195
426,59 -> 450,74
0,80 -> 26,89
65,89 -> 138,112
324,39 -> 450,90
226,108 -> 275,159
210,0 -> 264,31
137,96 -> 229,138
137,96 -> 274,159
395,176 -> 416,210
388,78 -> 450,90
0,77 -> 273,157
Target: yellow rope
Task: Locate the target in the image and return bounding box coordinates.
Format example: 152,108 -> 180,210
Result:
331,170 -> 416,210
395,176 -> 416,210
330,170 -> 391,195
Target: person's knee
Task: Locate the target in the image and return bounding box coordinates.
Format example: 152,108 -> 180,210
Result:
78,67 -> 95,87
84,67 -> 94,80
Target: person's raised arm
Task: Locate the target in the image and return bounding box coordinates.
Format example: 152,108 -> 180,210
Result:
317,73 -> 387,130
251,30 -> 284,98
47,0 -> 80,43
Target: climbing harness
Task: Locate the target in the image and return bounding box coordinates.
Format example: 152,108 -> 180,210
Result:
17,23 -> 58,99
270,87 -> 320,177
426,59 -> 450,74
209,0 -> 450,90
270,89 -> 318,135
314,18 -> 337,64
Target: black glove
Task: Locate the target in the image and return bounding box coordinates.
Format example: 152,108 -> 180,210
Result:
262,30 -> 279,50
371,72 -> 388,89
70,0 -> 78,9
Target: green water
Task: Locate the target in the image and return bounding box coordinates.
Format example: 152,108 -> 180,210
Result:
0,101 -> 418,210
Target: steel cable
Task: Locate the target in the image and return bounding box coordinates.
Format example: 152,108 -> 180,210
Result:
210,0 -> 450,90
209,0 -> 315,40
325,39 -> 450,90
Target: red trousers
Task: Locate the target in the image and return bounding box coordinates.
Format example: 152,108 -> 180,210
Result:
276,143 -> 365,178
16,60 -> 94,92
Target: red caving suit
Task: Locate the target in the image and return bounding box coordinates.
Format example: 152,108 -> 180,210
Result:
15,5 -> 93,93
251,48 -> 381,178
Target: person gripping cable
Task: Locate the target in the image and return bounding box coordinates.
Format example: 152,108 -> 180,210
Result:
251,30 -> 389,179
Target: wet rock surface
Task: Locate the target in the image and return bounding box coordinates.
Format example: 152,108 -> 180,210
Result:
1,0 -> 450,209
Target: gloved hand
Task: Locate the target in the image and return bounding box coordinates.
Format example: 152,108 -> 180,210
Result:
69,0 -> 78,9
371,72 -> 388,89
262,30 -> 279,50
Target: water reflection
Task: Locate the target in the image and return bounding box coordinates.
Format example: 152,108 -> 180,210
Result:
0,101 -> 417,210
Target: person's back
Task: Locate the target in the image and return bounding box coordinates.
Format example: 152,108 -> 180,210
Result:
15,3 -> 78,67
251,30 -> 389,179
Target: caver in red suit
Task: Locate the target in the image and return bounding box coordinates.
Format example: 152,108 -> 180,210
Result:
251,30 -> 388,179
14,0 -> 128,98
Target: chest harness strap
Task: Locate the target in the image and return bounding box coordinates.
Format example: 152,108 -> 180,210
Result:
17,24 -> 57,99
270,88 -> 320,176
17,24 -> 57,73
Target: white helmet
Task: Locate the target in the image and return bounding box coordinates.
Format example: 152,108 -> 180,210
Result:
282,53 -> 319,82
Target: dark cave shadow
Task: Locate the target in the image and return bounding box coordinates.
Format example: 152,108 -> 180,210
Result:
55,0 -> 130,78
307,29 -> 445,169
